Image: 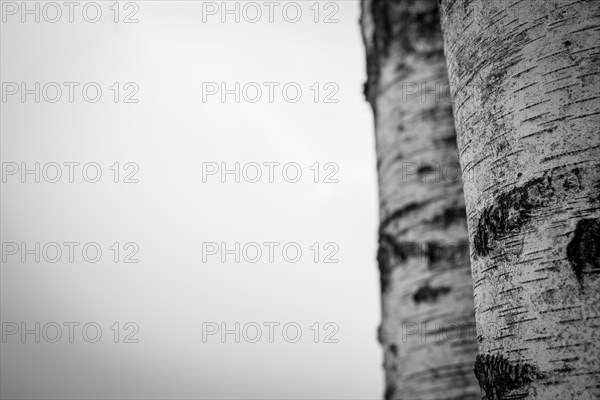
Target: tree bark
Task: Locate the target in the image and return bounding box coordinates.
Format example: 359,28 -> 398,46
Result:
438,0 -> 600,399
361,1 -> 479,398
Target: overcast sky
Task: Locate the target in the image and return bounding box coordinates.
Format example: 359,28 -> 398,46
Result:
1,1 -> 382,398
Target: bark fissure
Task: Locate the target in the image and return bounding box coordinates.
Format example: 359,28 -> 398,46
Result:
566,218 -> 600,286
473,167 -> 583,257
474,354 -> 539,400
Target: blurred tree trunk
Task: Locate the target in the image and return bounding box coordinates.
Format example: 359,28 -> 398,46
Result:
438,0 -> 600,399
361,1 -> 479,398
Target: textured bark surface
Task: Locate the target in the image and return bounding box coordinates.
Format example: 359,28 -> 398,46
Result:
439,0 -> 600,399
361,1 -> 479,398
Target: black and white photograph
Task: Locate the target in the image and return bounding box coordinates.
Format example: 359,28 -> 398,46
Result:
1,0 -> 599,399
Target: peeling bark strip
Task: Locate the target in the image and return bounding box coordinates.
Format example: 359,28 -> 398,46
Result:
474,354 -> 538,400
473,167 -> 583,257
567,218 -> 600,286
362,0 -> 479,398
439,0 -> 600,398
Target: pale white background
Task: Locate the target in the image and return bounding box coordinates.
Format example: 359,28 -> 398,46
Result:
0,1 -> 381,398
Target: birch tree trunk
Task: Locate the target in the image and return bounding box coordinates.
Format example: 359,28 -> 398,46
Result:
361,1 -> 479,398
438,0 -> 600,399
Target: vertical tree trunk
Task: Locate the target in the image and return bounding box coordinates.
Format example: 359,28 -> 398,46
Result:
438,0 -> 600,399
361,1 -> 479,398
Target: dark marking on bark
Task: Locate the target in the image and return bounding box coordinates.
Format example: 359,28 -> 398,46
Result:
384,384 -> 396,400
436,134 -> 458,147
378,233 -> 411,292
362,81 -> 370,103
381,201 -> 466,235
413,283 -> 452,303
389,343 -> 398,356
377,237 -> 395,293
566,218 -> 600,286
427,240 -> 470,265
428,204 -> 467,228
473,168 -> 583,257
379,201 -> 432,234
378,232 -> 470,292
473,354 -> 538,400
392,153 -> 406,164
417,164 -> 436,175
379,233 -> 408,261
473,176 -> 541,256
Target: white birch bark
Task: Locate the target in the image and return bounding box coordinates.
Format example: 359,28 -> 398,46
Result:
439,0 -> 600,398
361,0 -> 479,398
